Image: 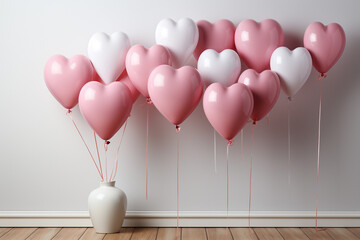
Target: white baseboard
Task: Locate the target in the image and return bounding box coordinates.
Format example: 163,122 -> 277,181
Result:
0,211 -> 359,227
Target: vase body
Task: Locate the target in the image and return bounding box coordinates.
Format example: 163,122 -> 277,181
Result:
88,181 -> 127,233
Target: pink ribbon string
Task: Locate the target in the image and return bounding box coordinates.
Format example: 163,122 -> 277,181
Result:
110,119 -> 128,181
226,141 -> 232,217
104,140 -> 110,182
176,125 -> 181,235
248,124 -> 254,228
94,131 -> 103,180
316,73 -> 327,231
146,104 -> 149,200
241,130 -> 244,163
288,98 -> 291,186
66,110 -> 103,181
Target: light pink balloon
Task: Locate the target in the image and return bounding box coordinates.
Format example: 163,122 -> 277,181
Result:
126,44 -> 172,98
235,19 -> 284,72
238,69 -> 280,123
194,19 -> 236,60
44,55 -> 93,109
92,67 -> 139,103
203,83 -> 253,141
304,22 -> 346,74
79,82 -> 132,141
148,65 -> 203,126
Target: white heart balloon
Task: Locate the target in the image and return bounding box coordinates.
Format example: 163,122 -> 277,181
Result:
197,49 -> 241,87
270,47 -> 312,98
88,32 -> 130,84
156,18 -> 199,68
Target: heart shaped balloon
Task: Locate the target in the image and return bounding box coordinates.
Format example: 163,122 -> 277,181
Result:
44,55 -> 93,110
238,69 -> 280,123
194,19 -> 236,60
197,49 -> 241,87
126,44 -> 172,98
270,47 -> 312,98
79,81 -> 132,140
92,66 -> 139,103
88,32 -> 130,84
155,18 -> 199,68
304,22 -> 346,74
235,19 -> 284,72
203,83 -> 253,141
148,65 -> 203,125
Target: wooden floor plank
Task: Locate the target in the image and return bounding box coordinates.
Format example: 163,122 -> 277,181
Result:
0,228 -> 37,240
103,228 -> 134,240
254,228 -> 284,240
51,228 -> 87,240
129,228 -> 157,240
301,228 -> 334,240
206,228 -> 233,240
0,229 -> 12,238
230,228 -> 258,240
26,228 -> 61,240
327,228 -> 359,240
156,228 -> 180,240
348,228 -> 360,239
79,228 -> 105,240
182,228 -> 207,240
277,228 -> 309,240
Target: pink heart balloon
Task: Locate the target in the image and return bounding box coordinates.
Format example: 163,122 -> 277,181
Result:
44,55 -> 93,109
193,19 -> 236,60
235,19 -> 284,72
304,22 -> 346,74
126,44 -> 172,98
79,82 -> 132,140
203,83 -> 253,141
238,69 -> 280,123
148,65 -> 203,126
92,67 -> 140,103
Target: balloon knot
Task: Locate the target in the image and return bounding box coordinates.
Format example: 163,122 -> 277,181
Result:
67,109 -> 72,114
318,73 -> 327,81
253,120 -> 257,125
176,125 -> 181,133
106,140 -> 110,145
227,140 -> 233,146
288,96 -> 292,101
146,97 -> 153,105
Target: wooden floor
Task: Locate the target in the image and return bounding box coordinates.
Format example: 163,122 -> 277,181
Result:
0,227 -> 359,240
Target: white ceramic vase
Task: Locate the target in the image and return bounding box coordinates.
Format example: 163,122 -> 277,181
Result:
88,181 -> 127,233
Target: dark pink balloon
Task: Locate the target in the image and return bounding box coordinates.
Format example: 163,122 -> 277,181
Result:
148,65 -> 203,126
304,22 -> 346,74
79,82 -> 132,141
203,83 -> 253,141
235,19 -> 284,72
238,69 -> 280,123
194,19 -> 236,60
44,55 -> 93,109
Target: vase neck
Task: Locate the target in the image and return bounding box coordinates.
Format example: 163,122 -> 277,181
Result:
100,181 -> 115,187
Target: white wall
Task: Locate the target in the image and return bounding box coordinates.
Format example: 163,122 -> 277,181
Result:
0,0 -> 359,214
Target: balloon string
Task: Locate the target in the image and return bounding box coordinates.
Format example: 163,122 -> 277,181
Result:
146,104 -> 149,200
248,124 -> 254,228
94,131 -> 103,180
266,114 -> 270,126
104,141 -> 110,182
316,74 -> 327,231
288,98 -> 291,186
66,110 -> 103,181
241,130 -> 244,163
226,141 -> 232,217
111,119 -> 128,181
214,128 -> 217,174
176,125 -> 181,234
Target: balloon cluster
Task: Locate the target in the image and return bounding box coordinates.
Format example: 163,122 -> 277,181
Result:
44,17 -> 346,148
